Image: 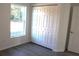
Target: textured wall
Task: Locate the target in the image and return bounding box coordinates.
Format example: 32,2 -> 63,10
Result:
54,4 -> 71,52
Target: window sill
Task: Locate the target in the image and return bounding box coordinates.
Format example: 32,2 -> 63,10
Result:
10,32 -> 26,38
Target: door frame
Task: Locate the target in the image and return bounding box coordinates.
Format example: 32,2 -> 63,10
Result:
65,4 -> 79,51
65,6 -> 73,51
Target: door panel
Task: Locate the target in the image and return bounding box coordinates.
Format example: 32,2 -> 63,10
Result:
31,6 -> 59,49
68,6 -> 79,53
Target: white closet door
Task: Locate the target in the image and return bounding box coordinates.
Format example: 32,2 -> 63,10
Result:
68,6 -> 79,53
31,6 -> 59,49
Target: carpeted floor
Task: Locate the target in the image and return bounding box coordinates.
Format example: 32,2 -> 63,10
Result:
0,42 -> 79,56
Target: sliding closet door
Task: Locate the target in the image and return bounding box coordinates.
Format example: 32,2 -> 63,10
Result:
31,6 -> 59,49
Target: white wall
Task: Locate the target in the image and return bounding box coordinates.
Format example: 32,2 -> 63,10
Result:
0,3 -> 32,50
53,4 -> 71,52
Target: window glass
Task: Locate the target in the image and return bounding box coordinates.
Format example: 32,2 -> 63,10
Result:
10,4 -> 26,38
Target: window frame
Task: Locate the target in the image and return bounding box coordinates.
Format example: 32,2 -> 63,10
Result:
10,4 -> 27,38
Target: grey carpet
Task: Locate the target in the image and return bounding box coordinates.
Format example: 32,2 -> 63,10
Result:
0,42 -> 79,56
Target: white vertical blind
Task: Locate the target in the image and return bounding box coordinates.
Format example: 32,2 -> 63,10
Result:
32,6 -> 59,49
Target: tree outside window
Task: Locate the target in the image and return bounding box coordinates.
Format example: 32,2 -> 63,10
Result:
11,5 -> 22,22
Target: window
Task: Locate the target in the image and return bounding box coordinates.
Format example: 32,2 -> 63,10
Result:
10,4 -> 26,38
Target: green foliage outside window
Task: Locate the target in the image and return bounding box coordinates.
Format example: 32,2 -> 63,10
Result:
11,5 -> 22,22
